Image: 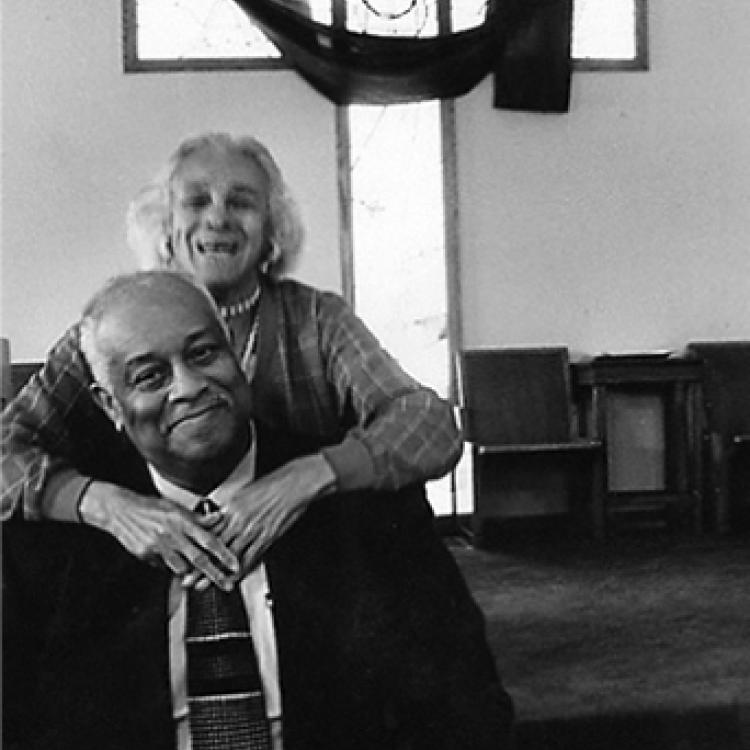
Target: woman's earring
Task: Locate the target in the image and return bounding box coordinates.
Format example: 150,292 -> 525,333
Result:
268,241 -> 281,266
261,241 -> 280,274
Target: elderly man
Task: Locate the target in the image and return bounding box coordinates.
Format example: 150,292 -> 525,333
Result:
3,271 -> 513,750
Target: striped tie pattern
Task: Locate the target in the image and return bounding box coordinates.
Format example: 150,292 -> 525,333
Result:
186,500 -> 271,750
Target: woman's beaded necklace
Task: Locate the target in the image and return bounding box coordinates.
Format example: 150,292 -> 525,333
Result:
218,287 -> 260,320
220,287 -> 261,380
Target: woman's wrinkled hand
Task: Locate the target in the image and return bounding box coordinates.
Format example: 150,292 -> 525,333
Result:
216,453 -> 336,582
79,480 -> 239,591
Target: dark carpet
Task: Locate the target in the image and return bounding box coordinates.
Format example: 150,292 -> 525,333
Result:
450,525 -> 750,750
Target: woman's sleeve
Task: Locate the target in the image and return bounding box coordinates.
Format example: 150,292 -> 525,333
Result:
0,326 -> 99,522
315,293 -> 463,492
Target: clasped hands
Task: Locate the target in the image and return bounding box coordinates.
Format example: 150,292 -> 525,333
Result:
80,454 -> 337,591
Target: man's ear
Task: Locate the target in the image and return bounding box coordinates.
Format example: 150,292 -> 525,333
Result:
90,383 -> 124,432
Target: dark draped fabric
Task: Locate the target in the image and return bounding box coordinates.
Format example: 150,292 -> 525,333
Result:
232,0 -> 573,112
494,0 -> 573,112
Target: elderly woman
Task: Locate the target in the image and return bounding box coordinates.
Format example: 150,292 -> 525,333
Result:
1,132 -> 462,587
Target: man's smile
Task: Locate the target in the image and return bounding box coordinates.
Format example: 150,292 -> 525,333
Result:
165,397 -> 229,433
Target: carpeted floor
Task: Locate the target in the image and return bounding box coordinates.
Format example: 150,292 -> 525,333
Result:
450,526 -> 750,749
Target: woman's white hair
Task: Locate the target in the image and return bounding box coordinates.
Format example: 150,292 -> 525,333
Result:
126,132 -> 304,278
80,270 -> 229,394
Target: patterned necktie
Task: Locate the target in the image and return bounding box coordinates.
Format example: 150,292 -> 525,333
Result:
186,499 -> 272,750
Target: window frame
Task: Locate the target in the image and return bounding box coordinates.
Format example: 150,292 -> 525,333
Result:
121,0 -> 288,73
122,0 -> 648,74
573,0 -> 648,72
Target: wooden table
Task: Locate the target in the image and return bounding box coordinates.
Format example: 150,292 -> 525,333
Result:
572,355 -> 704,536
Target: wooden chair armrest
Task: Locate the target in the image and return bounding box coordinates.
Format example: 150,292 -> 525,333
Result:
476,440 -> 601,455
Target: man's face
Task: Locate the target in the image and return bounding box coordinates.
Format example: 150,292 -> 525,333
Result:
168,145 -> 270,299
96,282 -> 252,489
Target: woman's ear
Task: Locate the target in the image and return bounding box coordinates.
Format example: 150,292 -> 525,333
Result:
90,383 -> 124,432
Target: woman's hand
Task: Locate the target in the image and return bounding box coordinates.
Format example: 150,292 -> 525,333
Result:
185,454 -> 337,586
79,480 -> 239,591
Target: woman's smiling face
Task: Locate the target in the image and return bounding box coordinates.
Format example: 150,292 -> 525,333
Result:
168,145 -> 270,301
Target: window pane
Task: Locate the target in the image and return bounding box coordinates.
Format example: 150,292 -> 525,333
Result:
345,0 -> 439,36
348,102 -> 460,514
454,0 -> 642,62
572,0 -> 637,60
450,0 -> 487,32
136,0 -> 281,59
349,102 -> 447,396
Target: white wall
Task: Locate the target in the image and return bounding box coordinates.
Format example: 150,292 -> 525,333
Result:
1,0 -> 340,360
457,0 -> 750,356
2,0 -> 749,362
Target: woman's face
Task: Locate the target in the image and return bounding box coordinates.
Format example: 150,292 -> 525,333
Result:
168,146 -> 270,299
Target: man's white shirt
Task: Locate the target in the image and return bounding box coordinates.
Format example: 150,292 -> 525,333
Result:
148,434 -> 282,750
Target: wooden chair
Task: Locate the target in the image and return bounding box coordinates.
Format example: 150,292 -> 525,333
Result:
0,336 -> 41,408
10,362 -> 43,395
458,347 -> 605,539
685,341 -> 750,533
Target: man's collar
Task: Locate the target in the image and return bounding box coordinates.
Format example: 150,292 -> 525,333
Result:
148,423 -> 257,509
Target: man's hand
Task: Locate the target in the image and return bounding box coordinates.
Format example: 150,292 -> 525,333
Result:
79,481 -> 239,591
185,454 -> 337,586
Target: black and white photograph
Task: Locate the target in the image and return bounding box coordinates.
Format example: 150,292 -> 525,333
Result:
2,2 -> 749,749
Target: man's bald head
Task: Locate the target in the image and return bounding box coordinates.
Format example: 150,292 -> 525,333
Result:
80,270 -> 252,492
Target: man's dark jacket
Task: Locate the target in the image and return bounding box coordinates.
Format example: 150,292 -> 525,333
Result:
2,423 -> 513,750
